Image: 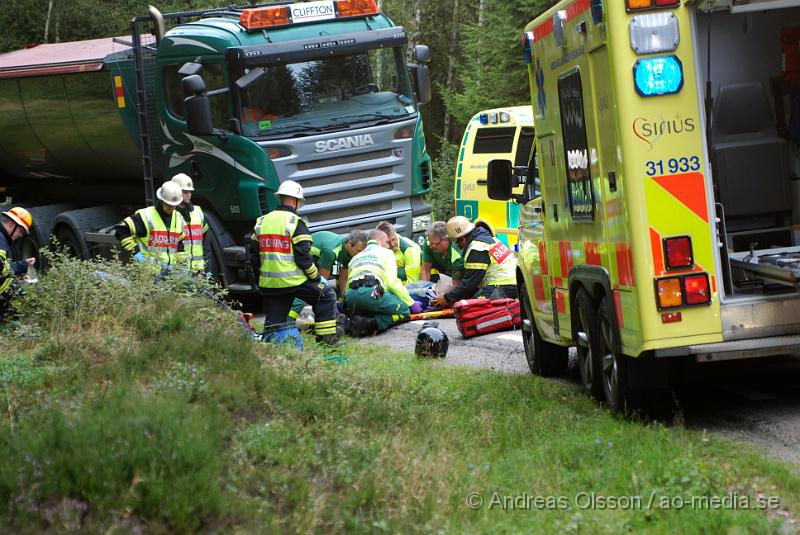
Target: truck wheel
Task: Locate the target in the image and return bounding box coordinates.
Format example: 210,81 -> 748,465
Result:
55,227 -> 84,259
597,295 -> 629,413
574,288 -> 603,399
519,281 -> 567,376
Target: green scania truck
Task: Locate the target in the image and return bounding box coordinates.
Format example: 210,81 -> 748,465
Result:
0,0 -> 432,292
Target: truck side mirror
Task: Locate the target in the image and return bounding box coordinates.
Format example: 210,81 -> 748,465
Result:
182,74 -> 213,136
488,160 -> 514,200
411,64 -> 432,106
414,44 -> 431,64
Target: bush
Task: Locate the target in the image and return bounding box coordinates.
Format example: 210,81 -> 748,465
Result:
429,139 -> 459,221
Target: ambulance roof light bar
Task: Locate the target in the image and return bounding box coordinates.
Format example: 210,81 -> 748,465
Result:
626,0 -> 679,11
240,0 -> 380,31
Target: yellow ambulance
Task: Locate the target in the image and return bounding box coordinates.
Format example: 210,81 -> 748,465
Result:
454,106 -> 535,247
489,0 -> 800,411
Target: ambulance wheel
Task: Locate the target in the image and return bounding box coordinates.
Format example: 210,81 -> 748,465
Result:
519,281 -> 567,376
598,296 -> 629,413
574,288 -> 603,400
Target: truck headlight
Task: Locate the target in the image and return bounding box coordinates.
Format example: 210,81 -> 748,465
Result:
412,214 -> 432,233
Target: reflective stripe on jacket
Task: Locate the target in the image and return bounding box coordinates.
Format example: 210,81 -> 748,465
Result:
179,205 -> 207,273
463,238 -> 517,288
128,206 -> 184,270
348,241 -> 414,306
255,210 -> 308,288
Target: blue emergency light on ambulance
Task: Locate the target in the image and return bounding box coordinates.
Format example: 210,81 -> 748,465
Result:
633,55 -> 683,96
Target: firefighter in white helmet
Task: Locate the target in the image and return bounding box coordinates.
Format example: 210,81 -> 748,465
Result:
114,181 -> 186,272
249,180 -> 340,346
170,173 -> 209,275
431,215 -> 517,308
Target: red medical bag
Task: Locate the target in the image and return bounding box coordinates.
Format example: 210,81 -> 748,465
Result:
453,297 -> 521,338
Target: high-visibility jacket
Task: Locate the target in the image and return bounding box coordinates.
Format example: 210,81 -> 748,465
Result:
124,206 -> 185,270
178,204 -> 208,273
0,250 -> 13,296
463,237 -> 517,288
395,236 -> 421,283
347,241 -> 414,306
253,209 -> 316,288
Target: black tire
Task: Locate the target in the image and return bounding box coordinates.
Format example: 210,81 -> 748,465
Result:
574,287 -> 603,399
519,281 -> 567,376
597,296 -> 629,413
55,227 -> 84,259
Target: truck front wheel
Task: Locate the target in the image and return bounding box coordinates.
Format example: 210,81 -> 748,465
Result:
519,280 -> 567,377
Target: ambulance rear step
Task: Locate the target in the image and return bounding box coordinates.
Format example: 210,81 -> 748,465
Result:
655,334 -> 800,362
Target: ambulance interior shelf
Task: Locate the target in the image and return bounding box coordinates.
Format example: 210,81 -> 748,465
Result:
729,246 -> 800,291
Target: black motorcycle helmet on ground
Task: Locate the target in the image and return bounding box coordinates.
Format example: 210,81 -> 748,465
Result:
415,321 -> 449,358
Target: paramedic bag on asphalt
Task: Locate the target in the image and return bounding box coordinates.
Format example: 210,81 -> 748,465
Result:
453,298 -> 521,338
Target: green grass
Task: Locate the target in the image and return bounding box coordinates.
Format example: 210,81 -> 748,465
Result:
0,254 -> 797,532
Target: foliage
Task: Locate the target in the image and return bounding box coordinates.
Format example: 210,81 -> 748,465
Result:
0,256 -> 798,532
429,139 -> 459,221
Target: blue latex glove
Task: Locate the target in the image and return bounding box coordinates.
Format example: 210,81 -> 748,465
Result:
133,251 -> 145,264
409,301 -> 423,315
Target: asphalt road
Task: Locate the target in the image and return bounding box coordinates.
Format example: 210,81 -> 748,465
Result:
359,319 -> 800,468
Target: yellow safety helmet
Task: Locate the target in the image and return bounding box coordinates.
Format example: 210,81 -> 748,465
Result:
156,181 -> 183,206
446,215 -> 474,239
275,180 -> 304,201
171,173 -> 194,191
4,206 -> 32,234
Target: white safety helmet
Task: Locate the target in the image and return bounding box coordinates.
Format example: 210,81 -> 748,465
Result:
275,180 -> 304,201
446,215 -> 475,239
156,181 -> 183,206
171,172 -> 194,191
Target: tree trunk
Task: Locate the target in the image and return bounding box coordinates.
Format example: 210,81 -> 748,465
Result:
44,0 -> 55,43
442,0 -> 460,142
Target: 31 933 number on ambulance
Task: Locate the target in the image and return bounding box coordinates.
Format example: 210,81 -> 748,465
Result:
489,0 -> 800,411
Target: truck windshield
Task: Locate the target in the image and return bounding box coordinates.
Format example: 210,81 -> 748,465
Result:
238,46 -> 416,137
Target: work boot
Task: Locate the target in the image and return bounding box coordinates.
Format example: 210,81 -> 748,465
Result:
347,315 -> 378,337
316,334 -> 346,347
336,314 -> 350,338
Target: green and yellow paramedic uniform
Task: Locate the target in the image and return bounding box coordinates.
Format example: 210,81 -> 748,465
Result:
344,240 -> 415,332
250,204 -> 337,342
114,205 -> 186,273
421,240 -> 464,282
289,230 -> 345,320
394,236 -> 421,283
177,202 -> 208,274
442,227 -> 517,304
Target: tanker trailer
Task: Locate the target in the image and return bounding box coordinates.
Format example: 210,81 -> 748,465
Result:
0,1 -> 433,295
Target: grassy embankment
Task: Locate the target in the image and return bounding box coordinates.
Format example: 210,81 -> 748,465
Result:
0,255 -> 798,533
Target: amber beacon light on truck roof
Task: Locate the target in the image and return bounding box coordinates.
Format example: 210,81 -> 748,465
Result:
240,0 -> 380,31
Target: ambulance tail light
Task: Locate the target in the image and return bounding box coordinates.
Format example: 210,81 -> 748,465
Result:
630,12 -> 679,54
626,0 -> 678,10
335,0 -> 380,17
664,236 -> 693,270
684,274 -> 711,305
240,5 -> 290,29
656,277 -> 683,309
633,55 -> 683,97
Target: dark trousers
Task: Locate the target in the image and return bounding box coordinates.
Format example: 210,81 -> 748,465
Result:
478,284 -> 518,300
262,279 -> 337,337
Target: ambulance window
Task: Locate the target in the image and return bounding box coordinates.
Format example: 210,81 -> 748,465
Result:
558,70 -> 594,220
514,127 -> 535,167
472,127 -> 515,153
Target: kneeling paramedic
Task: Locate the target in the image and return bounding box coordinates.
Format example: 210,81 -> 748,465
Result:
114,181 -> 186,274
375,221 -> 422,283
288,229 -> 367,322
343,229 -> 422,336
0,207 -> 35,319
250,180 -> 339,345
431,216 -> 517,309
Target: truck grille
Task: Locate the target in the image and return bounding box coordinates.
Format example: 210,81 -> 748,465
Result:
297,149 -> 393,171
311,184 -> 392,204
301,166 -> 393,188
305,203 -> 391,224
